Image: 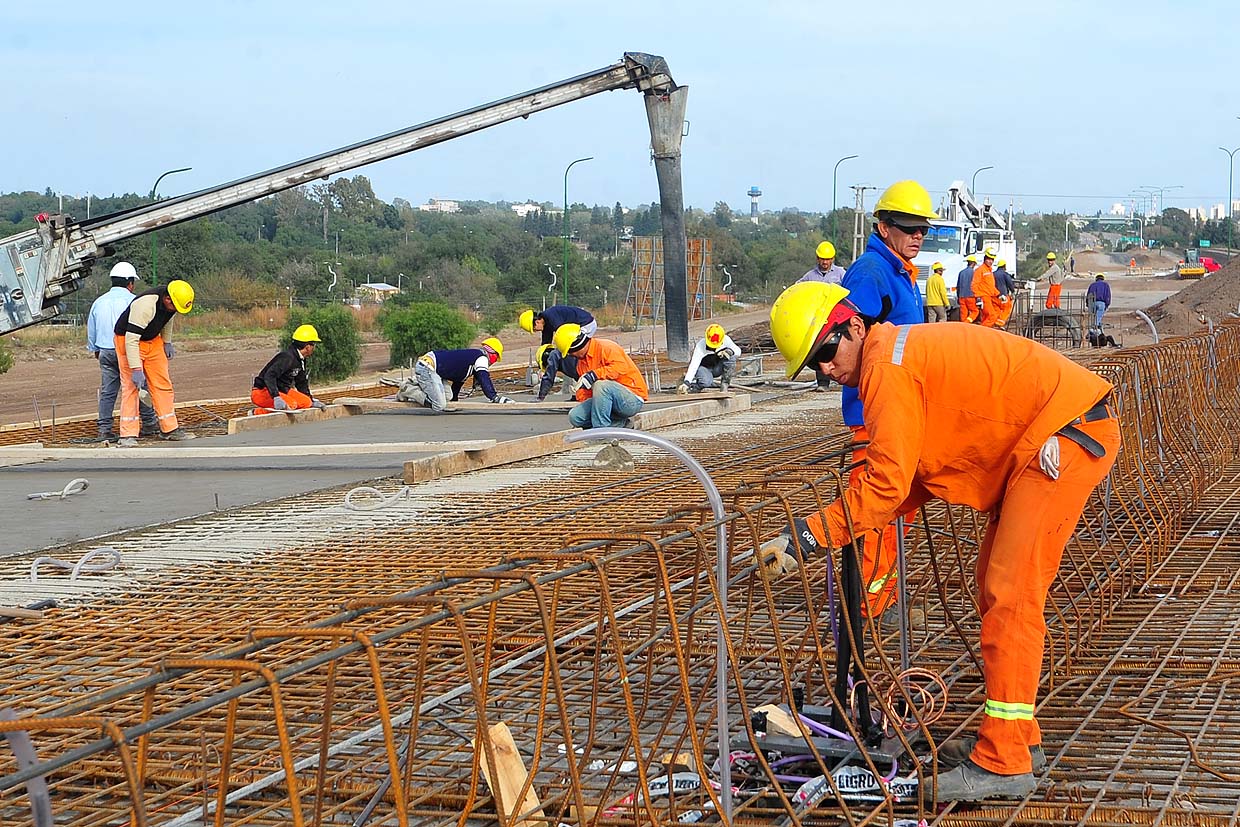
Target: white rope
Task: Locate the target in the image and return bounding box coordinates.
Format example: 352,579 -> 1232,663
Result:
343,485 -> 413,511
26,477 -> 90,501
30,547 -> 122,582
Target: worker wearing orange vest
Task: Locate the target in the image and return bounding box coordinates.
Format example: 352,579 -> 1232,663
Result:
766,282 -> 1120,801
554,323 -> 649,429
113,280 -> 196,446
971,249 -> 1001,328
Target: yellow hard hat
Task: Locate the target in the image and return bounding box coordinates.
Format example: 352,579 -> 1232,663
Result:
167,280 -> 194,314
553,323 -> 589,357
1046,251 -> 1057,260
535,343 -> 554,369
996,259 -> 1007,268
705,323 -> 726,349
983,248 -> 996,259
518,309 -> 536,333
481,337 -> 503,361
292,324 -> 321,343
815,241 -> 836,260
769,282 -> 855,379
872,180 -> 938,220
965,254 -> 978,263
932,261 -> 944,272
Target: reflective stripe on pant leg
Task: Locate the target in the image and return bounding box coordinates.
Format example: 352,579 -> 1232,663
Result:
114,334 -> 141,437
972,418 -> 1121,775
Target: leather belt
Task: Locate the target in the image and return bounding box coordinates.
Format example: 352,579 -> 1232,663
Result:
1056,395 -> 1113,458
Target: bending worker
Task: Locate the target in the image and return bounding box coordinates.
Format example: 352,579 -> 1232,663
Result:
251,324 -> 327,413
86,262 -> 158,440
837,179 -> 934,634
767,281 -> 1120,801
1043,252 -> 1065,309
553,323 -> 648,429
678,323 -> 741,393
534,343 -> 578,401
412,338 -> 513,412
113,279 -> 196,445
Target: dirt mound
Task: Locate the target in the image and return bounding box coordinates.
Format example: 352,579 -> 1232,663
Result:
1147,258 -> 1240,336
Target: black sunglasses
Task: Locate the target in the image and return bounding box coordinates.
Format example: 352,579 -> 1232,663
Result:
886,219 -> 930,236
809,326 -> 848,366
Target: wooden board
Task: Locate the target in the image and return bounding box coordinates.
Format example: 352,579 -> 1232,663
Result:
335,396 -> 577,413
227,405 -> 356,435
0,441 -> 496,460
473,722 -> 545,827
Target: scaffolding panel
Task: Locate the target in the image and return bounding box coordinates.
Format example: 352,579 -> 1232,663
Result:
626,236 -> 712,327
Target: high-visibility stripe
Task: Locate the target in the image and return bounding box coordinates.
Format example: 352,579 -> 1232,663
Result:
984,699 -> 1035,720
891,325 -> 912,366
157,412 -> 176,420
867,568 -> 897,594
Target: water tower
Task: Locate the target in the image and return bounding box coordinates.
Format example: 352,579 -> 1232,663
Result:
747,186 -> 762,221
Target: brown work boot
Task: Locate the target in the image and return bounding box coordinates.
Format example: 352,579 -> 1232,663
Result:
937,735 -> 1046,774
931,759 -> 1036,802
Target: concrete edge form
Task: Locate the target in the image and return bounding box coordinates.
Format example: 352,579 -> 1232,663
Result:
227,404 -> 357,434
402,394 -> 750,483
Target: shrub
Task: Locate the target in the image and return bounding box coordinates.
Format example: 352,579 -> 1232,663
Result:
0,338 -> 12,375
281,304 -> 362,383
380,302 -> 475,368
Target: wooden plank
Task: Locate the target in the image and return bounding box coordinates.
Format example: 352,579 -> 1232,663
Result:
0,606 -> 44,620
0,441 -> 496,460
226,405 -> 357,435
336,396 -> 577,413
404,395 -> 750,484
473,722 -> 545,827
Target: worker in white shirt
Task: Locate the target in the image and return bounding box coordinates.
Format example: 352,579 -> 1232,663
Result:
677,323 -> 742,393
85,262 -> 158,441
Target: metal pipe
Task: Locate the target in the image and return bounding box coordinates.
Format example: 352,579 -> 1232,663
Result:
1133,309 -> 1160,343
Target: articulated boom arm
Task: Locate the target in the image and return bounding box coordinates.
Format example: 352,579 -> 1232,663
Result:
0,52 -> 679,336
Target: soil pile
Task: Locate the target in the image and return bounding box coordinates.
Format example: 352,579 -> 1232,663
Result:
1147,258 -> 1240,336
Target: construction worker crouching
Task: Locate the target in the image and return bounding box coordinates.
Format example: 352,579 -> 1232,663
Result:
535,342 -> 579,401
409,338 -> 513,411
925,262 -> 949,322
251,324 -> 327,413
678,323 -> 741,393
113,279 -> 196,446
767,281 -> 1120,801
554,323 -> 648,429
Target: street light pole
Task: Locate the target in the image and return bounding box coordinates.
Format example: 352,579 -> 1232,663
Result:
1220,147 -> 1240,255
562,156 -> 593,304
971,165 -> 994,200
831,154 -> 858,245
149,167 -> 192,286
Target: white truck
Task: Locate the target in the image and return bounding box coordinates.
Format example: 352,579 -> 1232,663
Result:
912,181 -> 1019,317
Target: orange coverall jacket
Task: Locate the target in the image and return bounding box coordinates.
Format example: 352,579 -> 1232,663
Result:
971,263 -> 1001,323
573,338 -> 650,402
809,322 -> 1112,548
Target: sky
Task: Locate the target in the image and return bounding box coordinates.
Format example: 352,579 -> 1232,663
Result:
3,1 -> 1239,221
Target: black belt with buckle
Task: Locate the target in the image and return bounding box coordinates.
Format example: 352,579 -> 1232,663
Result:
1056,395 -> 1112,458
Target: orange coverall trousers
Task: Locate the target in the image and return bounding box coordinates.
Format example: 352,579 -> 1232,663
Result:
1045,284 -> 1063,309
115,334 -> 178,437
970,415 -> 1120,774
251,387 -> 314,412
849,424 -> 900,619
959,297 -> 980,324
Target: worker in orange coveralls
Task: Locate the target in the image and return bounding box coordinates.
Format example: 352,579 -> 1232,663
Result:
765,281 -> 1120,802
971,248 -> 1002,328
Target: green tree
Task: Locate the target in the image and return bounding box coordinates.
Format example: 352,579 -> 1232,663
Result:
281,304 -> 361,382
380,302 -> 475,367
0,338 -> 12,375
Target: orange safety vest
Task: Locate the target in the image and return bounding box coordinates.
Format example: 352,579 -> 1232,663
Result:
813,323 -> 1112,548
574,337 -> 650,401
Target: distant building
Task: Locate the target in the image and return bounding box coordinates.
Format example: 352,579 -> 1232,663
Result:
511,202 -> 543,218
1188,207 -> 1209,222
356,282 -> 401,303
1233,199 -> 1240,214
417,198 -> 461,213
1210,203 -> 1227,220
1109,202 -> 1127,216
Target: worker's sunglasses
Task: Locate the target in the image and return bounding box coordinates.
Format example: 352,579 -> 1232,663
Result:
885,219 -> 930,237
809,325 -> 848,366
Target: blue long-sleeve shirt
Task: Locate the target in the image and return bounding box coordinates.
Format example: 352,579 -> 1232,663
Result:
955,266 -> 975,299
839,233 -> 924,426
429,348 -> 498,400
1086,280 -> 1111,306
86,286 -> 134,352
538,305 -> 595,344
994,266 -> 1015,297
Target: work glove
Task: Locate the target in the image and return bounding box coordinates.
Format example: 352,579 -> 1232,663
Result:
976,299 -> 984,311
163,342 -> 175,359
759,517 -> 821,580
676,382 -> 690,395
1038,435 -> 1061,480
578,370 -> 599,390
310,398 -> 327,410
273,397 -> 289,411
130,369 -> 147,391
492,395 -> 515,404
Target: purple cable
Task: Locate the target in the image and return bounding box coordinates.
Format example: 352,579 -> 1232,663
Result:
797,712 -> 853,741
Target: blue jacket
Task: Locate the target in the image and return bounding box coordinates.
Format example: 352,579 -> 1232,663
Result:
956,266 -> 976,299
430,348 -> 498,400
538,305 -> 595,345
839,233 -> 925,426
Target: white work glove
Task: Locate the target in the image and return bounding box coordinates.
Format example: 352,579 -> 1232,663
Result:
677,382 -> 690,395
758,535 -> 801,580
577,370 -> 598,391
130,369 -> 147,391
273,397 -> 289,411
976,299 -> 984,311
163,342 -> 175,359
310,398 -> 327,410
1038,435 -> 1061,480
492,395 -> 515,404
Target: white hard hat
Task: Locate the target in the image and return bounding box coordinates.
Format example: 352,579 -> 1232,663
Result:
109,261 -> 137,282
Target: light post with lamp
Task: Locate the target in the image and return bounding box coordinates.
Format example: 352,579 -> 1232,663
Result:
971,165 -> 994,200
831,154 -> 858,244
562,156 -> 593,304
149,167 -> 192,286
1220,146 -> 1240,255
